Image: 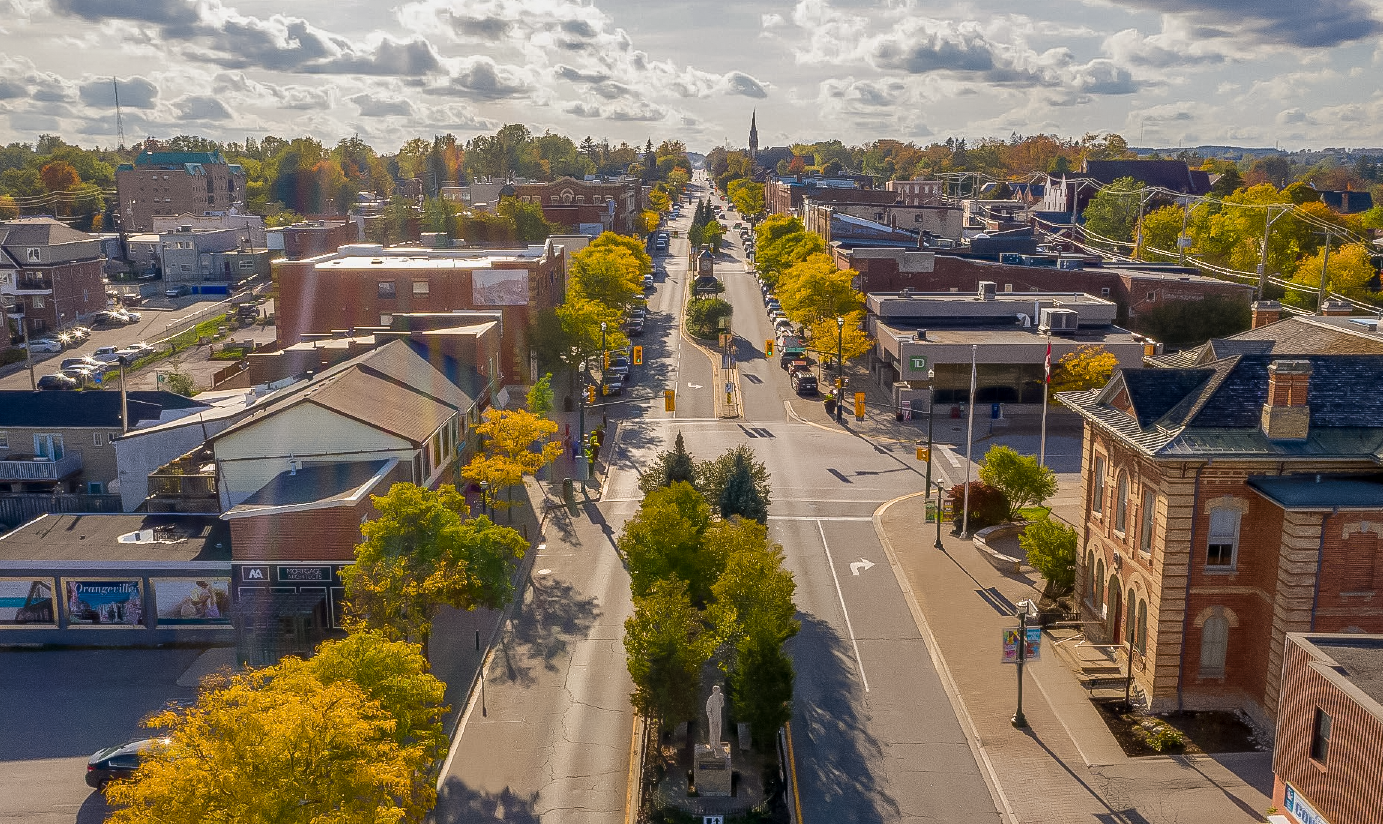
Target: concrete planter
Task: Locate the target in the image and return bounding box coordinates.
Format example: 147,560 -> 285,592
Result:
973,522 -> 1029,574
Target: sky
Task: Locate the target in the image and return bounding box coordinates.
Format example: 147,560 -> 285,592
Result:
3,0 -> 1383,154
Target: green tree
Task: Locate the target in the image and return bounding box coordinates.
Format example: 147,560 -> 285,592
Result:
1136,295 -> 1251,347
623,577 -> 716,731
945,481 -> 1010,531
1210,166 -> 1244,197
775,253 -> 862,327
526,372 -> 554,418
697,446 -> 772,516
1082,177 -> 1144,245
978,445 -> 1057,518
618,482 -> 717,603
569,243 -> 643,310
163,371 -> 196,397
728,631 -> 795,747
638,431 -> 698,494
1292,242 -> 1377,298
728,178 -> 765,215
718,450 -> 769,524
498,196 -> 559,242
1019,519 -> 1078,597
342,483 -> 526,657
685,295 -> 732,339
754,215 -> 826,286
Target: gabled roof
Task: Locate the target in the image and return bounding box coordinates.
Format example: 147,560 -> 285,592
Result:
1148,315 -> 1383,368
1081,160 -> 1211,195
0,217 -> 95,248
0,390 -> 207,429
1062,354 -> 1383,458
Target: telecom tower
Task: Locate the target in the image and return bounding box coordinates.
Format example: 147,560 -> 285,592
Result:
113,77 -> 126,151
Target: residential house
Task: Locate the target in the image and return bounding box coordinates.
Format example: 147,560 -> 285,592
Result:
1040,160 -> 1211,221
151,213 -> 267,249
803,200 -> 964,244
0,217 -> 105,342
1060,333 -> 1383,729
885,179 -> 945,207
115,150 -> 246,232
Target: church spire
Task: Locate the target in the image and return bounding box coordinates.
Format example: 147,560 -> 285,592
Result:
749,110 -> 759,158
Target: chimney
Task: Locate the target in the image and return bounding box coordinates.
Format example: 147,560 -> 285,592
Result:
1261,359 -> 1312,441
1320,299 -> 1353,317
1250,300 -> 1281,330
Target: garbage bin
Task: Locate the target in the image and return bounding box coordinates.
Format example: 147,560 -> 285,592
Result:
563,478 -> 575,506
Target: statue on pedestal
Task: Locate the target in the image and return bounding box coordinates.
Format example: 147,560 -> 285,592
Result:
705,685 -> 725,745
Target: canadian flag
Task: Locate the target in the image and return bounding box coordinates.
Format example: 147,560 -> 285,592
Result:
1044,341 -> 1052,384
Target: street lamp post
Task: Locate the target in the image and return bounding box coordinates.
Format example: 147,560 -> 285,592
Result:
925,368 -> 942,549
835,315 -> 845,422
1013,600 -> 1033,728
479,481 -> 489,519
934,480 -> 944,549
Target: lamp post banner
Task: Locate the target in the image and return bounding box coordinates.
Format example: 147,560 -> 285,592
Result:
1000,627 -> 1042,664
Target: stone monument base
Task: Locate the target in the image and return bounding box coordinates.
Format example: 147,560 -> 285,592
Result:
693,742 -> 732,797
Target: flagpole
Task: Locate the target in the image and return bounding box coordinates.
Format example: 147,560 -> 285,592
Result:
962,344 -> 977,536
1039,335 -> 1051,468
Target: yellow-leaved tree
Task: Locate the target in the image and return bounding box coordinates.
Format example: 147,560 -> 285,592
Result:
1049,345 -> 1119,395
805,310 -> 871,387
775,253 -> 863,327
105,632 -> 447,824
569,242 -> 644,310
462,408 -> 564,514
1292,242 -> 1377,299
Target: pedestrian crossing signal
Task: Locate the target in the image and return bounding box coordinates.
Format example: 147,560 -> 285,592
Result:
632,345 -> 643,365
917,447 -> 930,462
664,389 -> 675,411
765,339 -> 774,356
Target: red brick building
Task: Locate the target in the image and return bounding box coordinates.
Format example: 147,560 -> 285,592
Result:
834,246 -> 1253,336
115,150 -> 246,232
1,217 -> 105,341
271,220 -> 360,260
273,241 -> 565,385
765,178 -> 897,216
1061,328 -> 1383,729
513,176 -> 642,235
1272,633 -> 1383,824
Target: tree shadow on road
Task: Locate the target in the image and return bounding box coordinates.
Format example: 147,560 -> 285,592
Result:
76,792 -> 110,824
492,574 -> 602,690
788,615 -> 897,824
432,780 -> 540,824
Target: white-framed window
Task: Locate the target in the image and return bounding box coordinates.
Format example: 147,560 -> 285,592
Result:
1140,489 -> 1156,555
93,432 -> 105,446
239,260 -> 255,270
1206,508 -> 1241,569
1199,613 -> 1228,677
33,433 -> 63,459
26,248 -> 40,262
412,280 -> 430,295
1100,287 -> 1111,297
1114,471 -> 1129,533
379,313 -> 393,326
1092,456 -> 1106,514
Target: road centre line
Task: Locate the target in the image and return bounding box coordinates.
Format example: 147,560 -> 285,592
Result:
817,520 -> 870,694
769,515 -> 874,522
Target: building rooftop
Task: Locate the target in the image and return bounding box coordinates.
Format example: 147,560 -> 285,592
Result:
132,151 -> 228,168
1298,634 -> 1383,708
874,323 -> 1138,348
0,217 -> 97,248
0,514 -> 230,565
0,391 -> 207,429
1248,475 -> 1383,510
224,459 -> 396,519
1151,315 -> 1383,368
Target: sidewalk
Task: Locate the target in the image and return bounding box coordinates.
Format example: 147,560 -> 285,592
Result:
876,494 -> 1273,824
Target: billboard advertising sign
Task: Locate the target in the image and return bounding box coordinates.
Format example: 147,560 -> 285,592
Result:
0,578 -> 57,625
154,578 -> 231,625
65,580 -> 144,626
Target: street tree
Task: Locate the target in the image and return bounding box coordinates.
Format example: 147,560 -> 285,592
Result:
696,446 -> 772,518
728,178 -> 765,215
618,481 -> 716,603
1019,518 -> 1078,598
754,215 -> 825,285
1292,241 -> 1377,299
568,243 -> 643,310
979,445 -> 1057,518
1049,345 -> 1118,394
775,253 -> 863,327
638,431 -> 698,494
805,310 -> 871,365
1082,177 -> 1143,245
718,450 -> 769,524
106,634 -> 444,823
526,372 -> 554,418
588,230 -> 654,277
623,577 -> 716,732
945,481 -> 1011,531
463,408 -> 563,512
342,483 -> 526,657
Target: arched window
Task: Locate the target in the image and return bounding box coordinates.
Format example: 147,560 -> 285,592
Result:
1136,599 -> 1148,654
1095,559 -> 1105,606
1126,587 -> 1135,644
1140,489 -> 1157,556
1085,549 -> 1095,602
1200,613 -> 1229,678
1092,456 -> 1106,514
1115,471 -> 1129,533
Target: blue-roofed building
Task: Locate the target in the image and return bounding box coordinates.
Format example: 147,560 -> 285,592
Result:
116,147 -> 247,232
1060,314 -> 1383,732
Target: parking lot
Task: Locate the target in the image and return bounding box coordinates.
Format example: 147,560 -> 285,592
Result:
0,648 -> 209,823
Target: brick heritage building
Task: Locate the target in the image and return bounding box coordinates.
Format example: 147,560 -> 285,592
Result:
273,241 -> 565,385
885,179 -> 945,206
512,177 -> 642,235
1271,633 -> 1383,824
0,217 -> 105,341
116,151 -> 247,233
1061,339 -> 1383,729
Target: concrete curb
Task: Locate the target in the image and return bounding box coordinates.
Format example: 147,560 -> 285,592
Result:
872,492 -> 1019,824
624,712 -> 648,824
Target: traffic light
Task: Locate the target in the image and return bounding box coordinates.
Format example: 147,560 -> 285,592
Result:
632,345 -> 643,365
603,351 -> 610,369
765,339 -> 774,356
587,385 -> 596,404
664,389 -> 676,411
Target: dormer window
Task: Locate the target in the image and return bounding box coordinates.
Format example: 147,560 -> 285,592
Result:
25,248 -> 40,262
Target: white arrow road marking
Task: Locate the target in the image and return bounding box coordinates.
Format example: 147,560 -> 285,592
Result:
849,558 -> 875,576
687,383 -> 703,389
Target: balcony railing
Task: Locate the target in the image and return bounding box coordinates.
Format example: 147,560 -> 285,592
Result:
148,472 -> 217,497
0,453 -> 83,481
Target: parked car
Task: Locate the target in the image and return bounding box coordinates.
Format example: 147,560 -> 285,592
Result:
115,346 -> 146,360
60,364 -> 99,382
123,341 -> 155,356
68,326 -> 91,341
625,319 -> 645,336
24,337 -> 63,353
61,355 -> 104,371
91,346 -> 123,363
642,275 -> 655,291
90,311 -> 118,327
601,375 -> 624,396
112,309 -> 141,323
36,373 -> 79,390
86,739 -> 163,790
165,285 -> 190,298
607,355 -> 631,379
791,372 -> 818,395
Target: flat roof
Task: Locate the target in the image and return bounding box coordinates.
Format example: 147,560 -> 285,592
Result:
0,514 -> 230,565
881,327 -> 1140,346
224,459 -> 394,519
322,255 -> 533,270
1307,636 -> 1383,706
870,290 -> 1114,307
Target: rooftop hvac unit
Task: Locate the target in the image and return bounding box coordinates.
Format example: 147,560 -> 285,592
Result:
1039,307 -> 1079,334
977,281 -> 996,301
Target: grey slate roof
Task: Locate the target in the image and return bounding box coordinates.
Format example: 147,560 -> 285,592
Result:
1082,160 -> 1211,195
0,390 -> 207,428
0,217 -> 94,248
1248,475 -> 1383,510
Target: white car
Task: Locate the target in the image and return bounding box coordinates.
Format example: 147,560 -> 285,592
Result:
24,338 -> 63,353
90,346 -> 122,363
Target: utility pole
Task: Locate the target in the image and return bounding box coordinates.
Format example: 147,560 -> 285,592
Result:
1257,205 -> 1289,300
1178,198 -> 1191,267
1316,230 -> 1332,313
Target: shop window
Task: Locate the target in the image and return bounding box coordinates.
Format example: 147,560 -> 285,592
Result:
1199,614 -> 1228,677
1310,708 -> 1331,764
1092,456 -> 1105,514
1206,508 -> 1241,570
1114,471 -> 1129,533
1140,489 -> 1156,555
377,280 -> 397,299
